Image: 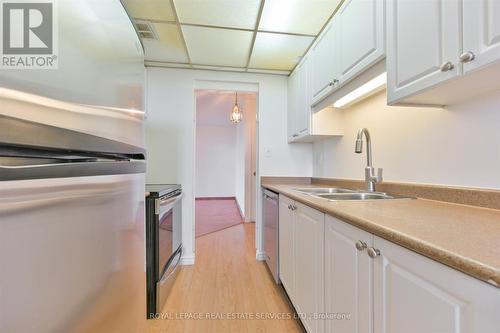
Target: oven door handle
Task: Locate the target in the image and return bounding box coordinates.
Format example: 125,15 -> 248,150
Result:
155,193 -> 183,215
159,247 -> 182,284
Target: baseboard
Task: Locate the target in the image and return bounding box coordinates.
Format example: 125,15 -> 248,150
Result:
235,198 -> 245,221
256,250 -> 266,261
180,254 -> 195,266
195,196 -> 235,201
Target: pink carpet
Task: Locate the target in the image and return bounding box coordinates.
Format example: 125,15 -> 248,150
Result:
195,198 -> 243,237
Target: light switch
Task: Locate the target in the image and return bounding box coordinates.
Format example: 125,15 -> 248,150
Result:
264,148 -> 272,158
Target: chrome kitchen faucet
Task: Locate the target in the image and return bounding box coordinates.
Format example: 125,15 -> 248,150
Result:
355,128 -> 383,192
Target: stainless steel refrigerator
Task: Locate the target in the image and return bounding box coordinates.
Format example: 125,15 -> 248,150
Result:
0,1 -> 147,332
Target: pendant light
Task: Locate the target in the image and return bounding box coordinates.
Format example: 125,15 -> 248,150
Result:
230,91 -> 243,123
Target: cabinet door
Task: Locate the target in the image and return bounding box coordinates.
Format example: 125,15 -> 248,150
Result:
463,0 -> 500,74
386,0 -> 461,104
373,236 -> 500,333
294,202 -> 325,333
278,195 -> 295,300
311,21 -> 338,101
296,57 -> 311,137
325,216 -> 373,333
287,70 -> 298,141
337,0 -> 385,85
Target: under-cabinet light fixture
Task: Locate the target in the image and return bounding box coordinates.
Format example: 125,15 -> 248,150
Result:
333,72 -> 387,109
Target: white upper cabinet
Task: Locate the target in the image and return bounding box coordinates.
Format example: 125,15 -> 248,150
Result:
296,59 -> 310,136
387,0 -> 500,105
287,70 -> 298,141
311,21 -> 339,101
308,0 -> 386,109
462,0 -> 500,74
386,0 -> 461,105
287,55 -> 344,143
373,236 -> 500,333
337,0 -> 385,86
287,57 -> 310,141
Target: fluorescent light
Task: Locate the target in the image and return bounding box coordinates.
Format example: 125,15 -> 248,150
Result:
333,72 -> 387,109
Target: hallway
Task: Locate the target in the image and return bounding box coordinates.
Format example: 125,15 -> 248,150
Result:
195,198 -> 243,237
147,223 -> 303,333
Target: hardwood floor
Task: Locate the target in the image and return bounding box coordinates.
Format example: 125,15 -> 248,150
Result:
146,223 -> 303,333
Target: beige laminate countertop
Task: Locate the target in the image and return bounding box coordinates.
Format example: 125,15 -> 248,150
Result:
262,182 -> 500,288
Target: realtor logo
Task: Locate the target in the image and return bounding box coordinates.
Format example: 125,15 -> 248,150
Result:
1,0 -> 58,69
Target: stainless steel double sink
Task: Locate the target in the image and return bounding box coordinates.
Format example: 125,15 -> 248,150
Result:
293,187 -> 413,201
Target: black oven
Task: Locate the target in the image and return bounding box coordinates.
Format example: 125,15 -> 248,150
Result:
145,184 -> 182,318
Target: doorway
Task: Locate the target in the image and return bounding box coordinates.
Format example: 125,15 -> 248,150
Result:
194,89 -> 257,237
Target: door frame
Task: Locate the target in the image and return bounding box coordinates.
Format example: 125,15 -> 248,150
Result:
192,80 -> 260,254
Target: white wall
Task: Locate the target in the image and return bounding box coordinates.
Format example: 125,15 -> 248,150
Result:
145,67 -> 312,263
235,121 -> 246,213
313,90 -> 500,189
196,125 -> 237,197
234,94 -> 258,222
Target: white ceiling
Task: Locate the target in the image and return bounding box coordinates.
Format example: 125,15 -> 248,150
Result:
122,0 -> 343,74
196,90 -> 256,126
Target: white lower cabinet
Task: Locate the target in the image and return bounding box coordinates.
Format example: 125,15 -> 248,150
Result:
278,197 -> 500,333
325,216 -> 373,333
294,202 -> 324,333
278,195 -> 295,301
373,236 -> 500,333
278,196 -> 324,333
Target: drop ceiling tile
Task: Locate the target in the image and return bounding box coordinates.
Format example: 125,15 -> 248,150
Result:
259,0 -> 342,35
174,0 -> 260,29
122,0 -> 175,21
249,32 -> 313,71
182,26 -> 253,67
142,23 -> 189,63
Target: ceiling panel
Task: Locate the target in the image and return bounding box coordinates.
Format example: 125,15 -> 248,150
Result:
259,0 -> 342,35
182,26 -> 253,67
142,23 -> 189,63
175,0 -> 261,29
249,32 -> 314,70
122,0 -> 175,21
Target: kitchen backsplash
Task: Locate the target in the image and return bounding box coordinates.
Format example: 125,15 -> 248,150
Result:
313,90 -> 500,190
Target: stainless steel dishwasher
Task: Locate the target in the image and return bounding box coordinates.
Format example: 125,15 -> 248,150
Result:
263,189 -> 279,283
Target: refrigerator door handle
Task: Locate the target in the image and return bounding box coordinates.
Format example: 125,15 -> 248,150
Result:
0,161 -> 146,181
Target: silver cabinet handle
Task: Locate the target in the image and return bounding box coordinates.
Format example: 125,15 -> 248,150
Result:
292,134 -> 299,138
459,51 -> 476,63
318,79 -> 338,93
355,240 -> 367,251
367,247 -> 381,258
440,61 -> 454,72
328,79 -> 339,87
